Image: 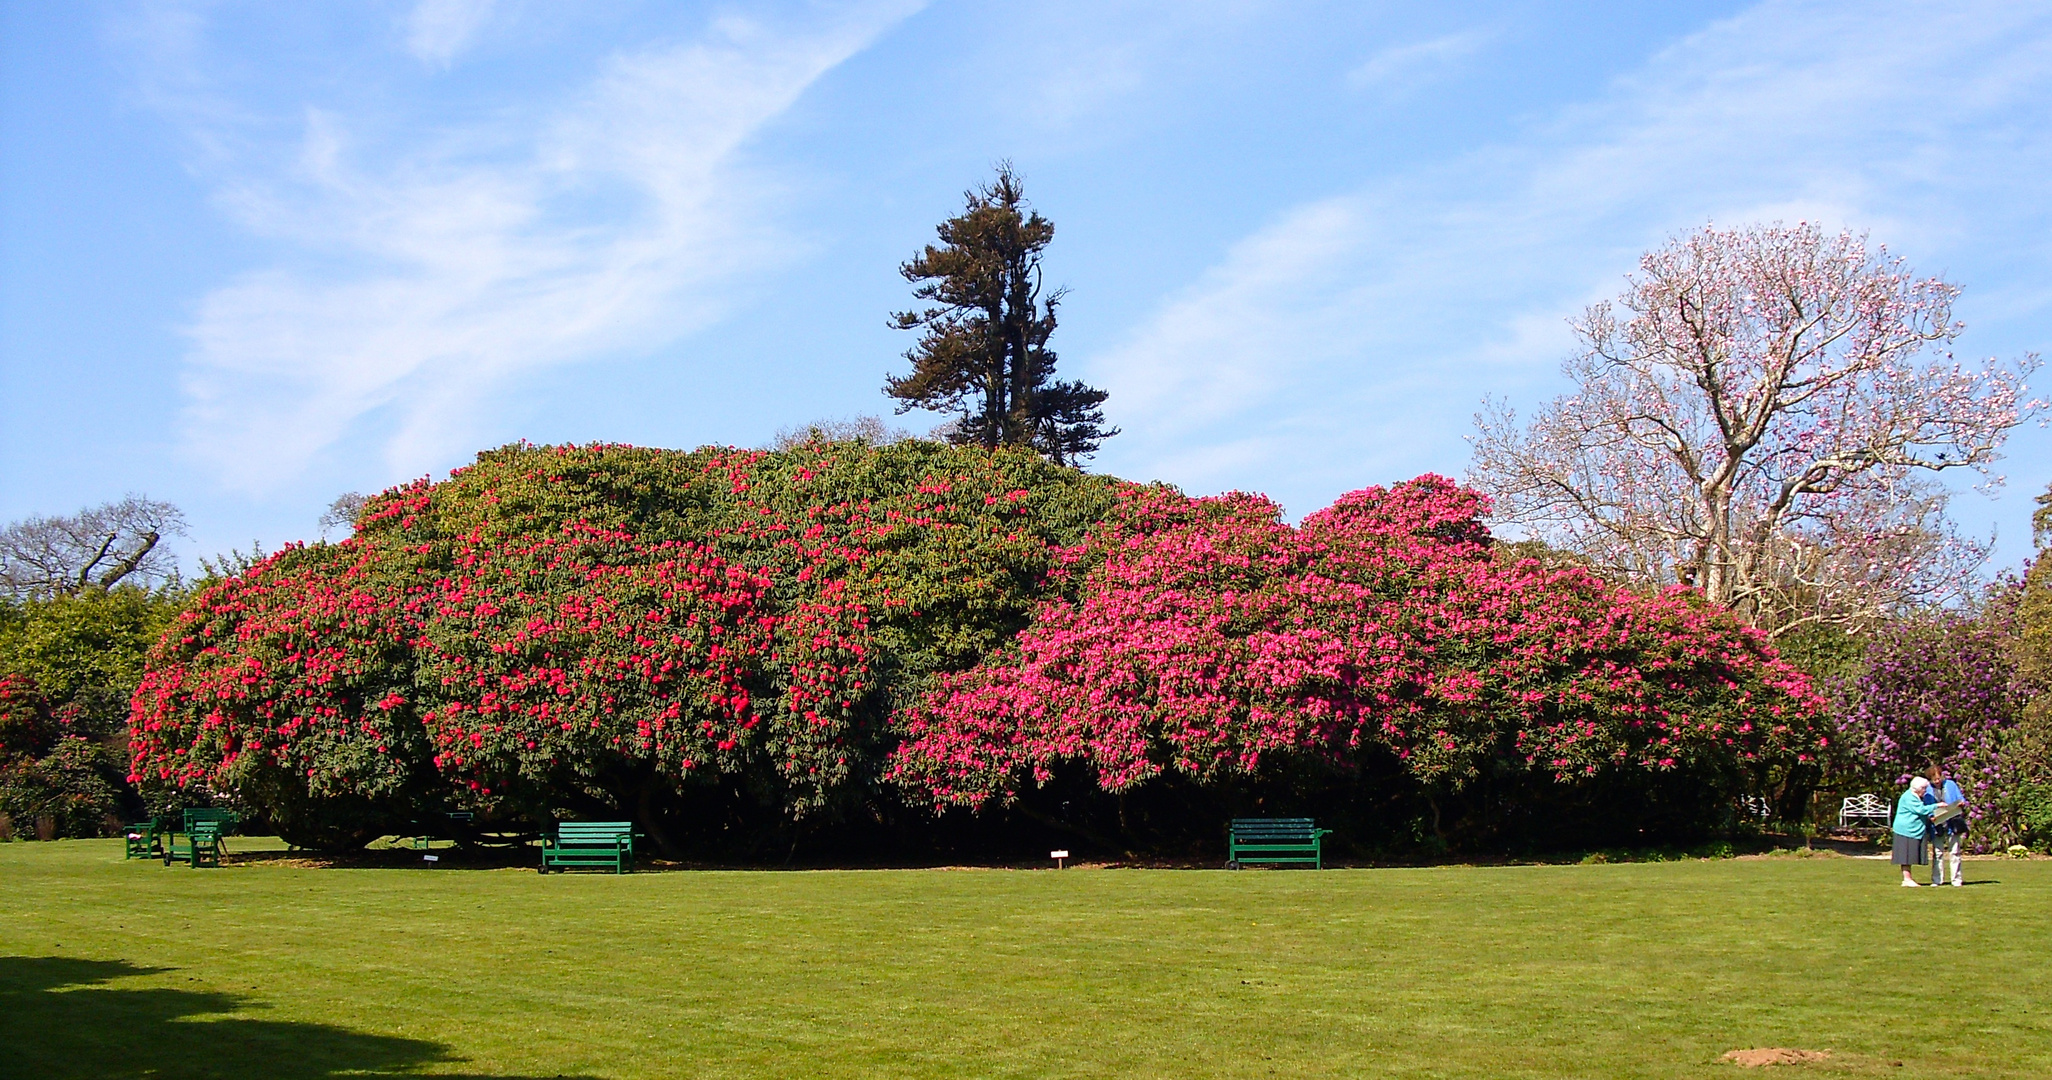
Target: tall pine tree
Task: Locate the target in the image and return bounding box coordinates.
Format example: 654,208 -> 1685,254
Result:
885,164 -> 1115,464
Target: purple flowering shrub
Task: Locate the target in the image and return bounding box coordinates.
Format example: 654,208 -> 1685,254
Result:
1837,602 -> 2037,850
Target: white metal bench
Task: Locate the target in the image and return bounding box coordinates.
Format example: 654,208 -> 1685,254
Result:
1839,793 -> 1890,828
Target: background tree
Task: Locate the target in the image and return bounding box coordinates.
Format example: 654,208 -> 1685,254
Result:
2009,483 -> 2052,843
1471,224 -> 2040,635
885,163 -> 1115,463
0,496 -> 187,598
0,586 -> 179,729
2020,484 -> 2052,698
318,492 -> 367,539
195,542 -> 269,584
769,414 -> 910,451
1030,379 -> 1118,467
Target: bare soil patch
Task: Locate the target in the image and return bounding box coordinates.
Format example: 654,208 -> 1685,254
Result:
1722,1048 -> 1831,1067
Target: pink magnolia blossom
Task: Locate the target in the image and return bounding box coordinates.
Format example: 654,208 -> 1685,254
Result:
1471,223 -> 2042,634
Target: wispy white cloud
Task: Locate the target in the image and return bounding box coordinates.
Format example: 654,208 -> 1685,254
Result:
1088,0 -> 2052,514
1345,29 -> 1492,92
162,3 -> 924,491
404,0 -> 498,67
976,1 -> 1273,135
1097,197 -> 1378,433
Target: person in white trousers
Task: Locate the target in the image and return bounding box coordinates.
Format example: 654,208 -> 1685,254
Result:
1925,764 -> 1967,886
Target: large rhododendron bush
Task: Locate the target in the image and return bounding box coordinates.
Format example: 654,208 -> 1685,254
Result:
887,477 -> 1830,845
129,440 -> 1126,849
129,442 -> 1826,853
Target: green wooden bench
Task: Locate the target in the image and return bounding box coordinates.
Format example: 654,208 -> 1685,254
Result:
540,821 -> 635,874
123,817 -> 168,860
159,809 -> 238,867
164,822 -> 225,868
1227,818 -> 1331,869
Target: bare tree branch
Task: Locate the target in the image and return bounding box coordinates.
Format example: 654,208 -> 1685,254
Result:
0,496 -> 188,598
317,492 -> 368,539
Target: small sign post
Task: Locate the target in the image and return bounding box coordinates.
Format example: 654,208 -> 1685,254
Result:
1050,849 -> 1070,869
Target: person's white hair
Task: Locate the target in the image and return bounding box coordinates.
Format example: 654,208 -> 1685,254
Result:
1909,776 -> 1931,794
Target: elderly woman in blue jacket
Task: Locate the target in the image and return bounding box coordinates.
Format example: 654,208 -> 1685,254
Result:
1893,777 -> 1939,886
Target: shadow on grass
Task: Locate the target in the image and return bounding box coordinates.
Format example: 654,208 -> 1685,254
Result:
228,846 -> 544,871
0,956 -> 601,1080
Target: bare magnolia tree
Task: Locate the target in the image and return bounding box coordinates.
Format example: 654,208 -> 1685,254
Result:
318,492 -> 368,539
1471,223 -> 2042,635
769,415 -> 911,451
0,496 -> 188,598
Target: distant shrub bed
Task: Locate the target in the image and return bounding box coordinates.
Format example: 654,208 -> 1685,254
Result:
128,442 -> 1828,855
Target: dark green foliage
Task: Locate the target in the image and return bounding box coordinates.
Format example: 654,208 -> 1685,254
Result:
885,164 -> 1115,463
0,589 -> 173,837
0,676 -> 127,838
2009,781 -> 2052,852
0,586 -> 182,737
1772,622 -> 1867,685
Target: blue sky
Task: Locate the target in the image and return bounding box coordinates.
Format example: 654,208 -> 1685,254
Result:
3,0 -> 2049,573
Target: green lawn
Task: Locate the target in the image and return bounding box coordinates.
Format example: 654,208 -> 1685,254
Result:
3,840 -> 2046,1079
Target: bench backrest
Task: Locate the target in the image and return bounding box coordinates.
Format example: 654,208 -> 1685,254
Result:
557,821 -> 633,846
183,808 -> 238,833
1230,818 -> 1321,842
1842,793 -> 1889,817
